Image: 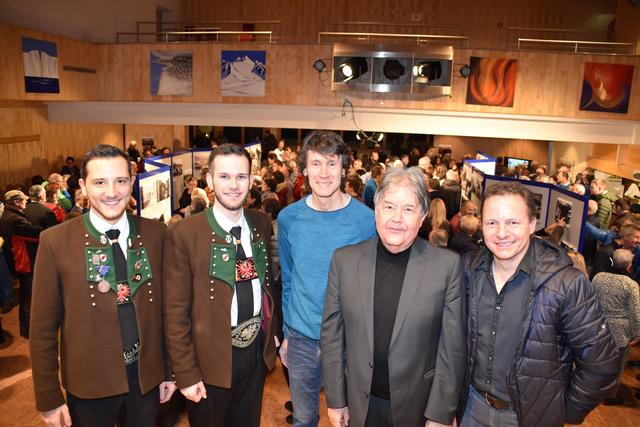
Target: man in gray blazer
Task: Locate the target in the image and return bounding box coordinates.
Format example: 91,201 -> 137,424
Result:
321,167 -> 466,427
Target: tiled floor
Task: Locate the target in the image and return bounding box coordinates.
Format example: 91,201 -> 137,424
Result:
1,289 -> 639,426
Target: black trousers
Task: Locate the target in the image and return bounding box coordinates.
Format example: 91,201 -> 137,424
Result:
17,272 -> 32,338
364,394 -> 394,427
67,361 -> 159,427
186,332 -> 266,427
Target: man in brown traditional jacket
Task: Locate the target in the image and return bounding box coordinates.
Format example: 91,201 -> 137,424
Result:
30,144 -> 175,427
164,143 -> 278,427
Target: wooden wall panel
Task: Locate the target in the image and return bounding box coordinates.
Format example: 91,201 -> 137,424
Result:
94,42 -> 640,121
434,135 -> 549,165
182,0 -> 618,48
124,124 -> 183,151
0,106 -> 121,190
0,24 -> 100,101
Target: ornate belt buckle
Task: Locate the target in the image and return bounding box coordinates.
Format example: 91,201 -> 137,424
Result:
231,315 -> 262,348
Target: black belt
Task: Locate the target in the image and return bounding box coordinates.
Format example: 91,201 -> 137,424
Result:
478,390 -> 511,411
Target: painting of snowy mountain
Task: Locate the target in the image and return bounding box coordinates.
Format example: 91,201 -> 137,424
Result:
21,37 -> 59,93
151,50 -> 193,96
221,50 -> 266,97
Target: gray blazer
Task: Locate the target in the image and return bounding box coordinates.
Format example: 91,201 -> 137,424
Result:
321,237 -> 466,427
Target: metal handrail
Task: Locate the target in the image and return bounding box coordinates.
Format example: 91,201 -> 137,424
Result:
517,38 -> 635,54
327,21 -> 462,30
116,30 -> 273,43
318,31 -> 469,47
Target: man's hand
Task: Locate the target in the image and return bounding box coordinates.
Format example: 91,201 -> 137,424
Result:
279,338 -> 288,367
159,381 -> 177,403
41,404 -> 72,427
180,381 -> 207,403
328,407 -> 350,427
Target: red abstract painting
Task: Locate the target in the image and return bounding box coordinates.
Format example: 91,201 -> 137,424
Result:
580,62 -> 634,114
466,57 -> 518,107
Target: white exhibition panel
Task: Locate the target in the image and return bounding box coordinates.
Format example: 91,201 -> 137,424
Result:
138,167 -> 172,223
46,102 -> 640,145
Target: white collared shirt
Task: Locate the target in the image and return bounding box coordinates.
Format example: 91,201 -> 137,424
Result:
212,203 -> 261,327
89,210 -> 129,260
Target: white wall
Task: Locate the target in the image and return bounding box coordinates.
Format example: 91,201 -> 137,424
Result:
0,0 -> 181,42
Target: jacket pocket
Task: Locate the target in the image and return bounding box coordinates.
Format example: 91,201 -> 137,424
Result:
423,368 -> 436,380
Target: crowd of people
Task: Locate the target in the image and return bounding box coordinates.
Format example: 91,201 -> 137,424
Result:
0,130 -> 638,427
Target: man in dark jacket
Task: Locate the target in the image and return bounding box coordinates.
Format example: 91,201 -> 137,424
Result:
24,185 -> 58,229
459,181 -> 619,427
0,189 -> 43,337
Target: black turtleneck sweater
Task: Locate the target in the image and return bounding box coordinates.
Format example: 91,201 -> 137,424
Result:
370,238 -> 411,399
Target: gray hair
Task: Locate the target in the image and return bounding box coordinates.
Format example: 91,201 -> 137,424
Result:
612,248 -> 633,269
28,185 -> 45,200
373,167 -> 429,215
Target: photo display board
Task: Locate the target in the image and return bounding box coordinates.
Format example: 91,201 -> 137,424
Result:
136,161 -> 172,223
482,175 -> 587,250
171,151 -> 193,212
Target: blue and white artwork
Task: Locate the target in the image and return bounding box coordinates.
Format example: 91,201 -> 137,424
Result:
150,50 -> 192,96
21,37 -> 59,93
221,50 -> 266,97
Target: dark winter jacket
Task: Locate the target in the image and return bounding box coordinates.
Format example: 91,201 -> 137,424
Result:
459,237 -> 619,427
0,206 -> 43,272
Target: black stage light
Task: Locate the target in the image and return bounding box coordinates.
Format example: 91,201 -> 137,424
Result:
313,59 -> 326,73
337,57 -> 368,82
412,61 -> 442,82
460,64 -> 471,77
383,59 -> 405,80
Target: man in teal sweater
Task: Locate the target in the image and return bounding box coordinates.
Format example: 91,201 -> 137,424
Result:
278,131 -> 376,427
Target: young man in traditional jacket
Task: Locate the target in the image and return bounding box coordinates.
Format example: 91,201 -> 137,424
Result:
163,143 -> 278,427
30,144 -> 175,427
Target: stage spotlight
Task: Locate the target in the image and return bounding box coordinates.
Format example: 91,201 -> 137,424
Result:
313,59 -> 326,73
412,61 -> 442,83
460,64 -> 471,77
337,57 -> 368,82
383,59 -> 405,80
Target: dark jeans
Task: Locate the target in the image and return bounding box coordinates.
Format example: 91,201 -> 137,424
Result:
0,255 -> 14,304
288,327 -> 322,427
462,385 -> 518,427
18,272 -> 32,338
67,361 -> 159,427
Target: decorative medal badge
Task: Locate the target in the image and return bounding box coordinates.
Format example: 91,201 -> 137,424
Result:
100,235 -> 107,245
95,265 -> 111,293
235,257 -> 259,282
225,235 -> 232,244
117,283 -> 131,304
98,280 -> 111,293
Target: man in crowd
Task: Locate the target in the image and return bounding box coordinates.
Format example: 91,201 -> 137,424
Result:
164,144 -> 278,427
24,185 -> 58,229
321,167 -> 466,427
30,144 -> 174,427
591,178 -> 617,229
60,156 -> 81,178
0,190 -> 43,338
460,181 -> 619,426
364,164 -> 384,209
279,131 -> 376,426
46,173 -> 73,212
450,200 -> 477,235
592,223 -> 640,278
555,170 -> 571,190
592,249 -> 640,406
69,188 -> 90,216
